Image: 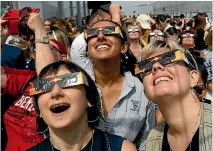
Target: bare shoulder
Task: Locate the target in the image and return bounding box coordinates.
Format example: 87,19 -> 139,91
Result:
121,140 -> 137,151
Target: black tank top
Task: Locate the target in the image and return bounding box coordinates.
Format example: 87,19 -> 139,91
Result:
26,129 -> 124,151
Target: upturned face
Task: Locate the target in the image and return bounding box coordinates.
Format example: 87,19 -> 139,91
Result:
37,65 -> 88,129
128,25 -> 141,40
87,21 -> 127,61
142,48 -> 199,104
149,29 -> 164,42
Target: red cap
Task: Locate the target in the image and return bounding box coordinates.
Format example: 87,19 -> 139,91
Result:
2,8 -> 40,35
50,39 -> 67,57
2,9 -> 20,35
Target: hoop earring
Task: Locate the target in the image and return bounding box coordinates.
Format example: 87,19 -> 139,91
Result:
88,116 -> 100,123
29,114 -> 48,134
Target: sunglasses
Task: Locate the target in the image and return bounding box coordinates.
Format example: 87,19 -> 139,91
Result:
8,38 -> 28,49
84,26 -> 123,40
135,49 -> 194,78
128,28 -> 139,33
29,72 -> 89,96
181,33 -> 195,38
149,32 -> 165,37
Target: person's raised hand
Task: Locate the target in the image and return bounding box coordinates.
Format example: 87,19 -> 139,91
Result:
109,3 -> 121,24
27,13 -> 45,33
109,3 -> 121,15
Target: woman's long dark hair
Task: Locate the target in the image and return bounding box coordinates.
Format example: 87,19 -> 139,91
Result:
121,48 -> 137,76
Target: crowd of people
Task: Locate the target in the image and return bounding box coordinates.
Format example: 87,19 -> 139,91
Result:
1,1 -> 212,151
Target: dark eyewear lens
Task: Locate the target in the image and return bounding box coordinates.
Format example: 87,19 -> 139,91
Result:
30,72 -> 88,95
85,26 -> 122,40
9,39 -> 24,45
135,50 -> 191,76
87,26 -> 116,35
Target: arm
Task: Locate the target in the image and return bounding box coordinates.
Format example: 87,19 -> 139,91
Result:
121,140 -> 137,151
27,13 -> 56,75
70,33 -> 95,80
110,4 -> 121,24
70,33 -> 89,68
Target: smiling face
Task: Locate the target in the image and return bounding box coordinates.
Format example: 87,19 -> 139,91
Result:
142,48 -> 197,104
37,65 -> 88,129
87,21 -> 127,61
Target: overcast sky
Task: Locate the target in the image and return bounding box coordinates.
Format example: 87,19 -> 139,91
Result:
112,1 -> 155,15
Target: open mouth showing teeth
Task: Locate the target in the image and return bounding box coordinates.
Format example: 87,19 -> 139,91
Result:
154,77 -> 172,85
51,103 -> 70,113
96,44 -> 110,49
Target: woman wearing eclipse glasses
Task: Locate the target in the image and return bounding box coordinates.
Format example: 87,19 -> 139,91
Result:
148,28 -> 165,43
72,6 -> 155,150
27,61 -> 136,151
179,30 -> 196,49
83,18 -> 155,150
126,21 -> 143,60
135,39 -> 212,151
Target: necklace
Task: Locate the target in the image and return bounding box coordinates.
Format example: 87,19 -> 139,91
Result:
50,130 -> 94,151
167,104 -> 201,151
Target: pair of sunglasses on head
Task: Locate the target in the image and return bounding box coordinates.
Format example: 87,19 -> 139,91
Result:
135,49 -> 194,78
84,26 -> 124,40
29,72 -> 88,96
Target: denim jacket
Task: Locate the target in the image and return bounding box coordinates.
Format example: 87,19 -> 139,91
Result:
70,34 -> 156,151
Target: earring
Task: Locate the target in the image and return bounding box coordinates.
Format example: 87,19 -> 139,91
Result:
29,114 -> 48,134
86,104 -> 100,123
87,102 -> 94,108
88,116 -> 100,123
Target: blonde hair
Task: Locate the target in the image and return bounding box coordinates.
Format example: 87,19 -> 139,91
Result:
8,37 -> 35,59
126,21 -> 142,33
48,29 -> 71,60
138,38 -> 198,71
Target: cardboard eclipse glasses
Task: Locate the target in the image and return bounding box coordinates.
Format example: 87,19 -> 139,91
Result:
135,49 -> 194,77
84,26 -> 124,40
29,72 -> 88,96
